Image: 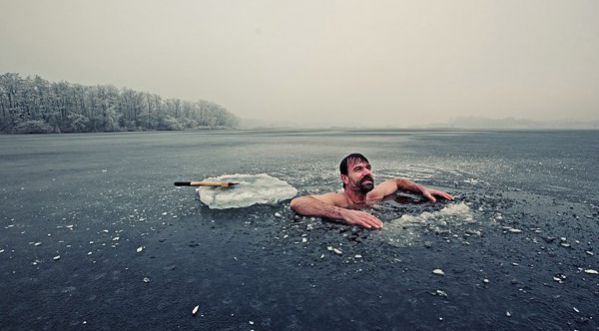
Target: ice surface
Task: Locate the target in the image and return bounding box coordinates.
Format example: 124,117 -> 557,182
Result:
380,202 -> 474,247
392,202 -> 473,224
196,174 -> 298,209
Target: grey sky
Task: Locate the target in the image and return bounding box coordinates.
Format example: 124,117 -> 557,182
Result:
1,0 -> 598,127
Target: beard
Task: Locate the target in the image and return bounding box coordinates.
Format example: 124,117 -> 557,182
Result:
357,175 -> 374,193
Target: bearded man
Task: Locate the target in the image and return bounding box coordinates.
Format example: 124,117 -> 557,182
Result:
290,153 -> 454,229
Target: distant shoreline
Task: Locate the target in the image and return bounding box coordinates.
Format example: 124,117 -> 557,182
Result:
2,126 -> 598,135
0,126 -> 236,135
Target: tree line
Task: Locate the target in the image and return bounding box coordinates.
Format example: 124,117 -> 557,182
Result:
0,73 -> 239,133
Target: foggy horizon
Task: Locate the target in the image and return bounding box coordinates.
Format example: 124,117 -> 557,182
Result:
2,0 -> 598,128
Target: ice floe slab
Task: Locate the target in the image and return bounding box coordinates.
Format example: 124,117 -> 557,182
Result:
196,174 -> 297,209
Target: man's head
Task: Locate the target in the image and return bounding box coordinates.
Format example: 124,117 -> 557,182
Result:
339,153 -> 374,194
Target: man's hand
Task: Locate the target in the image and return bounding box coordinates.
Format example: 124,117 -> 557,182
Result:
341,209 -> 383,229
421,188 -> 454,202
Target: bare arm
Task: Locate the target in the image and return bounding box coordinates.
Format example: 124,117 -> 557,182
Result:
366,178 -> 454,204
290,194 -> 383,229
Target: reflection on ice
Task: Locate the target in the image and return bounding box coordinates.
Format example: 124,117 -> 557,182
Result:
197,174 -> 297,209
380,202 -> 474,247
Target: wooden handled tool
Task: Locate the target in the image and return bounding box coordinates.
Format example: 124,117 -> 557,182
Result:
174,181 -> 238,188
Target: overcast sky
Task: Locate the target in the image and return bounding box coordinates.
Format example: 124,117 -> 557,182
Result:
1,0 -> 598,127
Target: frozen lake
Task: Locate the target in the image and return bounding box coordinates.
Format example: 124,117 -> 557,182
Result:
1,129 -> 598,330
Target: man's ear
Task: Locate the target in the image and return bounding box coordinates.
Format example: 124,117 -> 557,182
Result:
340,174 -> 349,186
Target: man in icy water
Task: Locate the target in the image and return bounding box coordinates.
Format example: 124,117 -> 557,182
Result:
290,153 -> 454,229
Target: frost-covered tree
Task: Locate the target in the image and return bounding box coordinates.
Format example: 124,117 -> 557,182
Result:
0,73 -> 238,133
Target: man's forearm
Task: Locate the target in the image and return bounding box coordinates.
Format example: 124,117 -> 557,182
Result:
290,196 -> 348,221
396,178 -> 425,195
291,196 -> 384,229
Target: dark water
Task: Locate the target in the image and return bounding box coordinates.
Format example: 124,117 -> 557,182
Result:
1,130 -> 598,330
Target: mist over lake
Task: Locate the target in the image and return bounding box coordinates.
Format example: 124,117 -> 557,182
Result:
1,129 -> 598,330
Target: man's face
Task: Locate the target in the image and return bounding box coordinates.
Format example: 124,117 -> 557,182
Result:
342,159 -> 374,193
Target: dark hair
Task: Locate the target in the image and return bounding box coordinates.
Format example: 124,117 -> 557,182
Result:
339,153 -> 369,175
